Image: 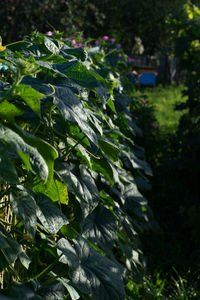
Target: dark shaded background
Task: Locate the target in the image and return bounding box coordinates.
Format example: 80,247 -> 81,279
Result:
1,0 -> 185,54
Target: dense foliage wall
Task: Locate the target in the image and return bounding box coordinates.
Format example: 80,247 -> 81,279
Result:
0,32 -> 155,299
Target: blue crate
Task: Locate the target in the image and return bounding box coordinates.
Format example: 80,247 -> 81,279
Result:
139,72 -> 156,86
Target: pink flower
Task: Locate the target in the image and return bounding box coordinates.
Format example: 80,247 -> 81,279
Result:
118,53 -> 122,57
95,40 -> 99,45
74,43 -> 83,48
116,43 -> 121,48
102,36 -> 109,41
142,100 -> 147,104
46,31 -> 53,36
110,38 -> 116,43
131,70 -> 137,75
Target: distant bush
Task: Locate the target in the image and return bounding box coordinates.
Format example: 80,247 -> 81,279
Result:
1,0 -> 186,55
0,0 -> 92,43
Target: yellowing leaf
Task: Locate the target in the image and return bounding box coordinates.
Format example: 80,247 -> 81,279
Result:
0,45 -> 6,52
33,178 -> 68,205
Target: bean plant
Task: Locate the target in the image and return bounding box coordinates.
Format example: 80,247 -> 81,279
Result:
0,32 -> 154,299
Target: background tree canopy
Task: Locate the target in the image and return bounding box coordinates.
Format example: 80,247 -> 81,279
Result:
0,0 -> 188,54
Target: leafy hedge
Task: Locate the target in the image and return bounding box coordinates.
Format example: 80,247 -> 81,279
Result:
0,32 -> 154,299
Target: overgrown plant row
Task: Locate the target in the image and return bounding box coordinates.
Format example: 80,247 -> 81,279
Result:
0,32 -> 154,299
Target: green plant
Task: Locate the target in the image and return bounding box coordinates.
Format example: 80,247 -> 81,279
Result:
0,32 -> 155,299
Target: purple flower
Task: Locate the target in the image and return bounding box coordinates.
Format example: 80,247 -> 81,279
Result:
110,38 -> 116,43
95,40 -> 99,45
142,100 -> 147,104
116,43 -> 121,48
81,36 -> 85,41
102,36 -> 109,41
128,57 -> 134,63
46,31 -> 53,36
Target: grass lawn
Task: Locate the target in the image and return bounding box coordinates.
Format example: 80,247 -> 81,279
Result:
133,84 -> 188,134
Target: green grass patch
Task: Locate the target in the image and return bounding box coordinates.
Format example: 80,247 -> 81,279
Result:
134,84 -> 188,134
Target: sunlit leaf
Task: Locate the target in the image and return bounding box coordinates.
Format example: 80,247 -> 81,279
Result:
14,84 -> 45,116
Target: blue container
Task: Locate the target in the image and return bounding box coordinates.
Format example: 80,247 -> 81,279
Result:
139,72 -> 156,86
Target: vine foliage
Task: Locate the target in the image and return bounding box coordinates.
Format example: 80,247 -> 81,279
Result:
0,32 -> 154,299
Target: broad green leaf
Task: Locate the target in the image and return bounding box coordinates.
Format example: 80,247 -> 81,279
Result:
105,51 -> 120,68
124,112 -> 143,136
118,241 -> 145,283
60,224 -> 79,240
91,156 -> 113,184
33,178 -> 68,205
85,108 -> 103,135
67,137 -> 91,168
18,246 -> 31,269
14,84 -> 45,116
36,193 -> 68,235
8,282 -> 46,300
21,75 -> 54,96
14,125 -> 58,182
0,99 -> 24,122
55,61 -> 102,88
17,151 -> 33,172
95,86 -> 110,105
81,205 -> 118,251
58,277 -> 80,300
107,97 -> 116,113
135,171 -> 151,192
120,180 -> 153,229
55,162 -> 99,218
77,165 -> 100,217
0,230 -> 22,271
57,237 -> 125,300
0,123 -> 48,181
44,37 -> 59,55
120,150 -> 152,176
39,281 -> 65,300
57,238 -> 79,268
0,149 -> 19,183
114,93 -> 132,113
6,40 -> 32,52
10,186 -> 37,239
98,137 -> 120,162
61,45 -> 87,61
36,60 -> 77,78
53,85 -> 97,145
55,162 -> 85,201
